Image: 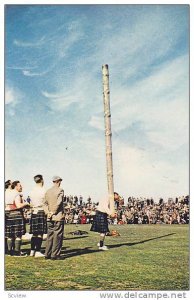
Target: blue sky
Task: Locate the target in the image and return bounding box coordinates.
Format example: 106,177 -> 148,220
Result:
5,4 -> 189,201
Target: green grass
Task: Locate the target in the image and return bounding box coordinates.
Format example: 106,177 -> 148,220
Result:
5,224 -> 189,291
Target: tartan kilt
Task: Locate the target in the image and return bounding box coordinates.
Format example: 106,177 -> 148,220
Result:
90,210 -> 110,233
5,210 -> 26,238
29,210 -> 47,235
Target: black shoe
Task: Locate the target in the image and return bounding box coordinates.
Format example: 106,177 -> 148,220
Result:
45,256 -> 51,260
13,251 -> 27,257
6,250 -> 12,256
51,256 -> 64,260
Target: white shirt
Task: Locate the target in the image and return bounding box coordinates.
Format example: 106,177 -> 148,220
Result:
5,189 -> 22,209
29,185 -> 46,208
97,197 -> 112,215
5,189 -> 20,205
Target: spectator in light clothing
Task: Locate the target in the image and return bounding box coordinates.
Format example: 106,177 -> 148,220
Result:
29,174 -> 47,258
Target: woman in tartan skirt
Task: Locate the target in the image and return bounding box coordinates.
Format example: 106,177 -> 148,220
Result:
29,174 -> 47,258
5,181 -> 29,257
90,192 -> 120,250
5,180 -> 12,254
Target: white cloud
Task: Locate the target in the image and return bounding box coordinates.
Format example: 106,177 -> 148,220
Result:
145,98 -> 188,151
58,26 -> 85,59
7,66 -> 37,70
5,85 -> 21,106
5,87 -> 15,105
13,36 -> 46,48
5,116 -> 189,202
17,20 -> 84,77
86,7 -> 186,83
88,115 -> 104,131
5,129 -> 108,201
113,141 -> 189,201
23,69 -> 49,77
87,53 -> 189,200
89,54 -> 189,153
42,90 -> 78,110
42,67 -> 100,112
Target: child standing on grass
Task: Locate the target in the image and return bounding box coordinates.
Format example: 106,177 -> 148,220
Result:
90,192 -> 120,250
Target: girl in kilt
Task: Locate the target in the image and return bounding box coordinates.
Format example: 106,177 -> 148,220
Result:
5,181 -> 29,257
90,192 -> 120,250
29,175 -> 47,258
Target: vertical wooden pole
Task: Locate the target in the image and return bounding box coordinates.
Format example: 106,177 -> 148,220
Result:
102,64 -> 114,214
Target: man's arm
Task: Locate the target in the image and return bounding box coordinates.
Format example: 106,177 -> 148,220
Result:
14,194 -> 29,209
52,189 -> 64,215
43,192 -> 49,215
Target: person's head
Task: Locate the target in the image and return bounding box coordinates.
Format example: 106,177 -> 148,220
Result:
114,192 -> 120,201
52,176 -> 62,187
34,174 -> 44,185
11,181 -> 22,192
5,180 -> 12,190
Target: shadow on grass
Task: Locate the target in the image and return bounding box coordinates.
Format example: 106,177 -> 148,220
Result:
63,235 -> 88,241
22,235 -> 88,245
61,247 -> 100,259
21,235 -> 89,255
59,232 -> 176,260
107,232 -> 176,249
21,233 -> 176,258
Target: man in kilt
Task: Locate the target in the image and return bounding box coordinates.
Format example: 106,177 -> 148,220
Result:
29,174 -> 47,257
90,192 -> 120,250
5,181 -> 29,257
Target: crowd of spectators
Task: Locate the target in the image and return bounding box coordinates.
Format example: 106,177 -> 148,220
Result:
25,194 -> 189,225
116,195 -> 189,225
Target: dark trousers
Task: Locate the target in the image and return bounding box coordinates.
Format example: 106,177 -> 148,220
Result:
45,220 -> 64,258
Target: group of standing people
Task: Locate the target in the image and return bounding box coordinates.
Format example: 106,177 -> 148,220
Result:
5,174 -> 120,258
5,175 -> 65,259
5,180 -> 29,256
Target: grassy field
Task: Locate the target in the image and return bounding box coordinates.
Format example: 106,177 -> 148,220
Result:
5,224 -> 189,291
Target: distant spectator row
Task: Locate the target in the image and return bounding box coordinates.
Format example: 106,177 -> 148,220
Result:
23,194 -> 189,225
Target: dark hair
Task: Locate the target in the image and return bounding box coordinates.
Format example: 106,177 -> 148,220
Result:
11,181 -> 20,189
5,180 -> 11,190
114,192 -> 119,196
34,174 -> 43,183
